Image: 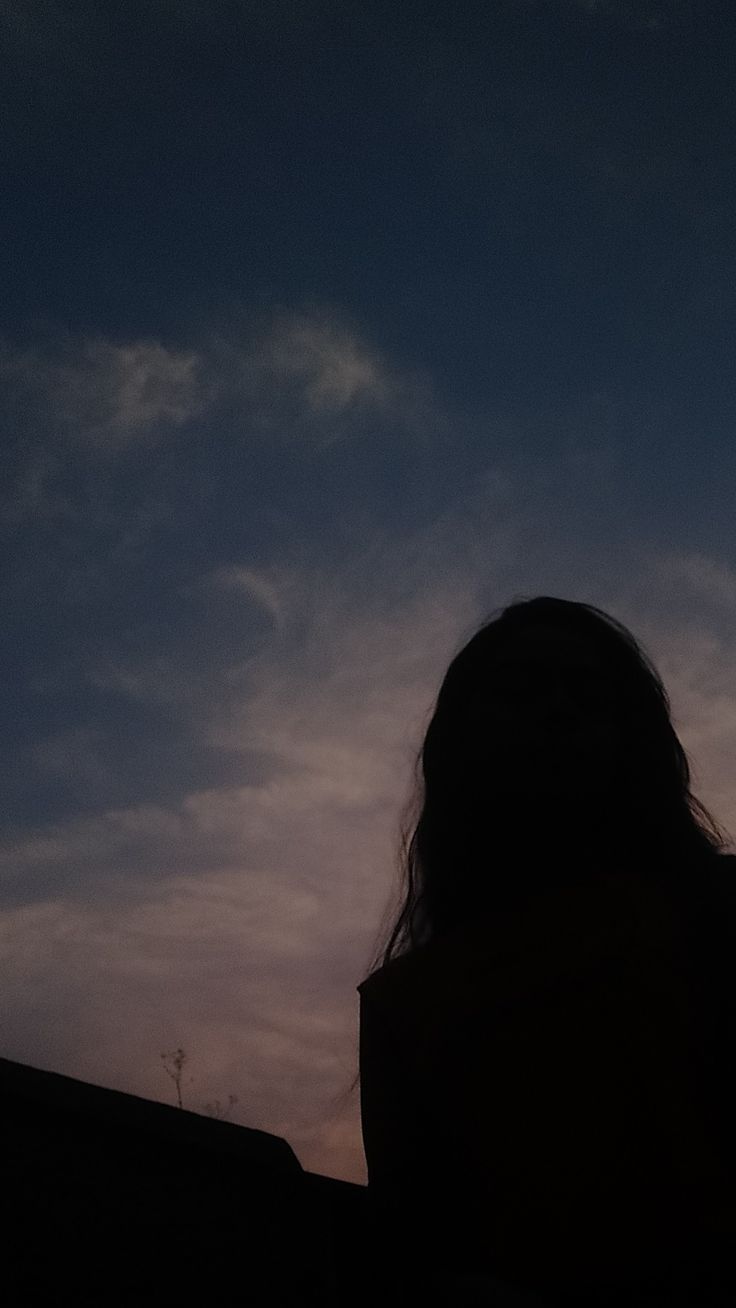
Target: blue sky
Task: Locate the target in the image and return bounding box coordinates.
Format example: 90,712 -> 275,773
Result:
3,0 -> 736,1182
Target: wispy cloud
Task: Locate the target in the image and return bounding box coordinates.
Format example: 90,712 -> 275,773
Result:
1,307 -> 444,470
651,550 -> 736,613
207,564 -> 290,630
209,305 -> 444,447
268,313 -> 393,413
0,335 -> 205,449
0,447 -> 73,526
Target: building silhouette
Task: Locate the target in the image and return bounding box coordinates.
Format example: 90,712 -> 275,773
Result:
1,1055 -> 381,1307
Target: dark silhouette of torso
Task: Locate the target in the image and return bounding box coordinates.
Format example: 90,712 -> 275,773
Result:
358,854 -> 736,1305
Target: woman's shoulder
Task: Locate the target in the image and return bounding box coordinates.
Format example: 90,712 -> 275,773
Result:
355,871 -> 626,1007
695,850 -> 736,900
356,856 -> 736,1006
356,937 -> 434,1001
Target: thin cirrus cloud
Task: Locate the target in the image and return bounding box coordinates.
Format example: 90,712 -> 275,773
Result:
258,312 -> 395,414
652,550 -> 736,613
249,310 -> 437,429
204,306 -> 443,449
0,336 -> 205,448
1,307 -> 439,476
208,564 -> 294,633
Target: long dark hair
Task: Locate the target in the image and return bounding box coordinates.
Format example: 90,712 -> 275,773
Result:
372,595 -> 731,971
330,595 -> 732,1114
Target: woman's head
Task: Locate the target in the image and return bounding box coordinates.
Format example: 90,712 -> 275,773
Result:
372,595 -> 731,967
425,599 -> 673,813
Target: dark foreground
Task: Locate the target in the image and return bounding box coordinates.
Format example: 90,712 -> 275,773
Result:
2,1056 -> 731,1306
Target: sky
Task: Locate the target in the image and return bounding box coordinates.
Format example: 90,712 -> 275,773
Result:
3,0 -> 736,1184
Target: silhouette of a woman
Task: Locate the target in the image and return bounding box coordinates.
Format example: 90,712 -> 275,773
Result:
357,597 -> 736,1306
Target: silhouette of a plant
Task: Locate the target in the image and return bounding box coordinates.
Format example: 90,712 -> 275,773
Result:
160,1046 -> 194,1109
160,1047 -> 238,1120
202,1093 -> 239,1121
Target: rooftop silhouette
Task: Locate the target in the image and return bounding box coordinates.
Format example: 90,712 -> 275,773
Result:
1,1054 -> 375,1307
